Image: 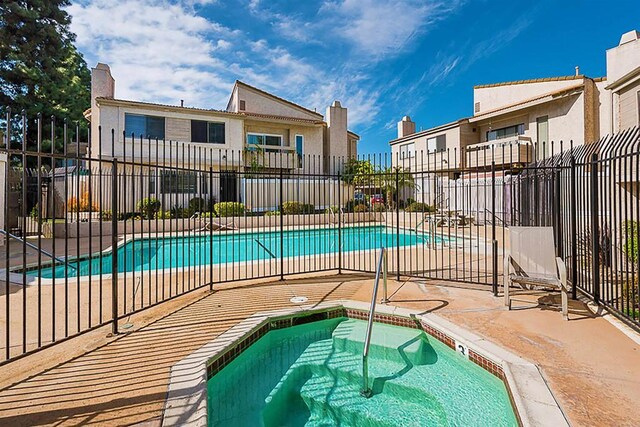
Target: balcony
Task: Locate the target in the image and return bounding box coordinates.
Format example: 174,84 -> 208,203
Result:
243,145 -> 298,170
465,136 -> 533,169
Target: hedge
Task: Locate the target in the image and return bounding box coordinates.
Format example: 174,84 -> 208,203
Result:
214,202 -> 245,217
282,201 -> 315,214
405,202 -> 435,213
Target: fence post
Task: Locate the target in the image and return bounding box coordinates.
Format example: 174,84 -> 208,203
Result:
337,171 -> 342,275
590,153 -> 600,304
395,168 -> 401,281
570,156 -> 577,299
111,158 -> 119,335
279,168 -> 284,281
554,167 -> 562,255
491,161 -> 498,296
209,166 -> 214,291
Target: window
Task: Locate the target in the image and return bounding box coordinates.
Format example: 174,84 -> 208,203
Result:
160,171 -> 198,194
399,142 -> 415,160
247,133 -> 283,152
124,113 -> 165,139
474,102 -> 480,113
427,135 -> 446,153
191,120 -> 225,144
486,123 -> 524,141
295,135 -> 304,168
239,100 -> 246,111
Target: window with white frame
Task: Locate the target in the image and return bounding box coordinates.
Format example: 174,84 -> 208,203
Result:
399,142 -> 415,160
191,120 -> 225,144
124,113 -> 165,139
427,135 -> 446,153
486,123 -> 524,141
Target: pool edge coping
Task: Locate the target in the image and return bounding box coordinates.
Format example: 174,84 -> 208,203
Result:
161,300 -> 568,427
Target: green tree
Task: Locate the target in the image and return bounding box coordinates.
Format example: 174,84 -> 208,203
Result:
342,158 -> 375,187
377,166 -> 417,208
0,0 -> 91,155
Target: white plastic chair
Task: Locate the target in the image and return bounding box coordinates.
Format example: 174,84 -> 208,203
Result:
504,226 -> 569,320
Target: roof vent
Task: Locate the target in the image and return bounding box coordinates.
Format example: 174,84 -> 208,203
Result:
575,66 -> 580,76
619,30 -> 640,46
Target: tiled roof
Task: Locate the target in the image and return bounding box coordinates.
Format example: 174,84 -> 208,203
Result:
95,97 -> 239,116
240,111 -> 324,124
474,75 -> 586,89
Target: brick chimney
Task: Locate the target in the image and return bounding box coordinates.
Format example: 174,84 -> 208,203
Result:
397,116 -> 416,138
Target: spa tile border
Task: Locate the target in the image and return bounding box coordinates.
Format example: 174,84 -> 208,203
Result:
163,300 -> 568,427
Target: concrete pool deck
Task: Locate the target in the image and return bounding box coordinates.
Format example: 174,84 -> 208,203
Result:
0,273 -> 638,426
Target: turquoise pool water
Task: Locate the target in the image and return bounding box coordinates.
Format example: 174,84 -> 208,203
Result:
207,318 -> 518,426
36,226 -> 450,278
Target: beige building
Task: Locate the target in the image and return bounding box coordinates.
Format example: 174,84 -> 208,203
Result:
391,29 -> 640,171
87,63 -> 359,174
83,63 -> 359,210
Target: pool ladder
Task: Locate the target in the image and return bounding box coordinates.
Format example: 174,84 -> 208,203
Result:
361,247 -> 388,398
0,228 -> 77,270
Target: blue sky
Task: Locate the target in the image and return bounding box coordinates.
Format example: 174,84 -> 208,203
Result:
68,0 -> 640,154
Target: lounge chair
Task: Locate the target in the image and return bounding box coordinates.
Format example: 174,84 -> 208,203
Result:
199,220 -> 237,231
503,226 -> 569,320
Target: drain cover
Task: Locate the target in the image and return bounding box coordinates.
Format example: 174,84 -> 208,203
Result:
290,296 -> 308,304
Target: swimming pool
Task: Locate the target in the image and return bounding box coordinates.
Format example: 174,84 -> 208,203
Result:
207,317 -> 518,426
36,226 -> 454,279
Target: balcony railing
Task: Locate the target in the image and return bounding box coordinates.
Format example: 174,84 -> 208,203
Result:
243,145 -> 299,170
465,136 -> 533,169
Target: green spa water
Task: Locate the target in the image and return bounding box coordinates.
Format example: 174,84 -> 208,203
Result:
207,318 -> 518,426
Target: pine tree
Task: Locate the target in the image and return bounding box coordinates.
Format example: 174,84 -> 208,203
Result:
0,0 -> 91,152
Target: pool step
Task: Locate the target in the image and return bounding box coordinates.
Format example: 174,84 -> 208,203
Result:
299,366 -> 448,427
331,319 -> 437,366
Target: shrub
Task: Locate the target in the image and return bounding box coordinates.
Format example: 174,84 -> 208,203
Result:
406,197 -> 416,206
265,210 -> 281,216
188,197 -> 208,215
345,199 -> 366,213
215,202 -> 245,217
30,204 -> 39,219
624,220 -> 639,262
67,192 -> 99,212
405,202 -> 435,213
282,201 -> 314,214
372,203 -> 386,212
137,197 -> 161,219
170,205 -> 188,219
155,210 -> 172,219
101,210 -> 112,221
325,205 -> 339,214
353,204 -> 368,213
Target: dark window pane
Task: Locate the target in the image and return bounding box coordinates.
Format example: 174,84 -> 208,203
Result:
191,120 -> 207,143
208,122 -> 225,144
265,135 -> 281,146
124,114 -> 146,138
146,116 -> 165,139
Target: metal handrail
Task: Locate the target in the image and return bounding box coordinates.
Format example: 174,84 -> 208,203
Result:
254,238 -> 276,259
0,228 -> 77,270
361,246 -> 387,398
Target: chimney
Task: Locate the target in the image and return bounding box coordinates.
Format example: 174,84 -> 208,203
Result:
326,100 -> 348,173
575,66 -> 580,76
397,116 -> 416,138
91,63 -> 115,103
181,99 -> 184,107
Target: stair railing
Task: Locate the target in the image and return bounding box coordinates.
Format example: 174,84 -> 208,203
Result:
361,246 -> 387,398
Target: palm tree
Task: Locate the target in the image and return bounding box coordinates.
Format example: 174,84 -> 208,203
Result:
378,166 -> 416,209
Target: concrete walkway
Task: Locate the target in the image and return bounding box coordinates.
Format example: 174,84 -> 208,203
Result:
0,273 -> 638,426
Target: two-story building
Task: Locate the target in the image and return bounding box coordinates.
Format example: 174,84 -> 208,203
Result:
391,29 -> 640,172
84,63 -> 359,210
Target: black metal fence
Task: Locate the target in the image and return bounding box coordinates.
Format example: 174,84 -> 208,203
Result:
0,109 -> 638,365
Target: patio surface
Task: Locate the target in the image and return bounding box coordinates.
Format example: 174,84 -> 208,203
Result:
0,273 -> 638,426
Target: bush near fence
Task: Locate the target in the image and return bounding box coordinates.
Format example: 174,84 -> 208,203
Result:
282,201 -> 314,214
215,202 -> 245,217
